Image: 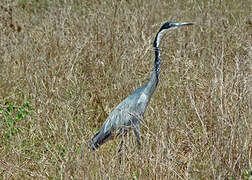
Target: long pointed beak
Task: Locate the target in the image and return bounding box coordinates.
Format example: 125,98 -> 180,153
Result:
172,22 -> 194,27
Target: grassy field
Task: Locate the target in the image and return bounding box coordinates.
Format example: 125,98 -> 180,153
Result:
0,0 -> 251,179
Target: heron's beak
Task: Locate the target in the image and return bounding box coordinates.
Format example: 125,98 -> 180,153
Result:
172,22 -> 194,27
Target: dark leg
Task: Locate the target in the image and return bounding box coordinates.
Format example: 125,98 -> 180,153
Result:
118,138 -> 124,153
118,139 -> 124,164
117,129 -> 128,153
117,130 -> 127,164
133,128 -> 141,149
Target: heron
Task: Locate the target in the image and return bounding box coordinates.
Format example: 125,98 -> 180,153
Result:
88,21 -> 193,152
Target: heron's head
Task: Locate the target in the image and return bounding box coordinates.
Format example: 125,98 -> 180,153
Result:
154,22 -> 193,47
160,22 -> 194,31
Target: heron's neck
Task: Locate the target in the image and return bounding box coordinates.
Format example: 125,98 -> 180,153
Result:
152,29 -> 164,79
147,28 -> 163,86
154,47 -> 161,78
145,47 -> 160,94
143,29 -> 163,94
141,47 -> 160,96
136,30 -> 163,114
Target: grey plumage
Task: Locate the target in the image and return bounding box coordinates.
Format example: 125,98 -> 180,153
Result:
88,21 -> 193,151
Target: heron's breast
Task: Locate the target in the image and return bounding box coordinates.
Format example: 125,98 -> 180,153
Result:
137,93 -> 147,104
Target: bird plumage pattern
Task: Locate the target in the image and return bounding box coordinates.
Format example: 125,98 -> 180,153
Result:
88,21 -> 193,151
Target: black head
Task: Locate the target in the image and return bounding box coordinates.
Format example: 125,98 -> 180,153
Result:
153,21 -> 194,47
159,22 -> 194,32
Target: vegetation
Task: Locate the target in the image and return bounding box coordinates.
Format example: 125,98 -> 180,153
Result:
0,0 -> 251,179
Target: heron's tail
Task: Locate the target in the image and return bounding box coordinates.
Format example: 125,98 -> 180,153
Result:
88,129 -> 112,151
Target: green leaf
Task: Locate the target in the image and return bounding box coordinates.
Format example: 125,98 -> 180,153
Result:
16,113 -> 23,121
4,110 -> 10,117
8,117 -> 13,127
23,101 -> 29,108
7,105 -> 14,112
5,99 -> 10,105
23,110 -> 29,116
5,130 -> 11,139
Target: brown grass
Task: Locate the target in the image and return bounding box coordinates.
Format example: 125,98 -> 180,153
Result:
0,0 -> 251,179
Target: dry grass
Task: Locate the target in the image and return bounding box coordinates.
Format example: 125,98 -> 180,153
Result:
0,0 -> 251,179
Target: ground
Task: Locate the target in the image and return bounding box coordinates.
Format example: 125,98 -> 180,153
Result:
0,0 -> 251,179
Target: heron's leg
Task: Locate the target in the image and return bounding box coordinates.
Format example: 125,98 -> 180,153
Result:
117,138 -> 124,164
133,127 -> 141,149
118,130 -> 127,164
118,139 -> 124,153
118,130 -> 127,153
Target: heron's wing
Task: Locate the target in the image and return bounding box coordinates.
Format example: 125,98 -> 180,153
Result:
102,85 -> 146,133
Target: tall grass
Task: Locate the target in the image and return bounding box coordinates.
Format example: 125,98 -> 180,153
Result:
0,0 -> 251,179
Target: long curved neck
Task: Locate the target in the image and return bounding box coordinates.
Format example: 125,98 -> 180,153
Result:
145,46 -> 160,96
153,29 -> 165,78
144,29 -> 164,94
137,30 -> 164,112
153,47 -> 161,79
